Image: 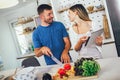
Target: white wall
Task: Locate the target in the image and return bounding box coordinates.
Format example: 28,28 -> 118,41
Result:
0,16 -> 19,70
0,1 -> 38,70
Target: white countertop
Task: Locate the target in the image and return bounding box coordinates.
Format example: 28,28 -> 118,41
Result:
0,57 -> 120,80
0,69 -> 15,80
96,57 -> 120,80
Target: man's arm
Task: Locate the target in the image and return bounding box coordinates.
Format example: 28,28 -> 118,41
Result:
34,48 -> 42,57
61,37 -> 71,63
64,37 -> 71,52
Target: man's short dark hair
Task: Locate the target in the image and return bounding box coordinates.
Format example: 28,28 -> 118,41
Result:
37,4 -> 52,15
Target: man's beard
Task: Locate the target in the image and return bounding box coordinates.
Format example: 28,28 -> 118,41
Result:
44,18 -> 53,24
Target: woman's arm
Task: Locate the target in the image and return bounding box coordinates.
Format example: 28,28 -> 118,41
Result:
74,36 -> 88,51
74,39 -> 83,51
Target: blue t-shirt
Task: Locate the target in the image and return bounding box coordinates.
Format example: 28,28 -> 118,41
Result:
32,21 -> 69,65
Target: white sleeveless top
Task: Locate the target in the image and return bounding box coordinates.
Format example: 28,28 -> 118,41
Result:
69,22 -> 102,59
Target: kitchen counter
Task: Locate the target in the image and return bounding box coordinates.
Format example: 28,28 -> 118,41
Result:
16,53 -> 35,59
96,57 -> 120,80
0,57 -> 120,80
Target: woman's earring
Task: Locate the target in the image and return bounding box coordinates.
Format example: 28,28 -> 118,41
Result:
73,21 -> 77,26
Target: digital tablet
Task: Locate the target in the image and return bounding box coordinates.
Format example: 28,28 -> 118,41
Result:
85,28 -> 104,47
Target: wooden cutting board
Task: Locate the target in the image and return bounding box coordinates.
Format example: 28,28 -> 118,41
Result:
67,75 -> 98,80
53,74 -> 98,80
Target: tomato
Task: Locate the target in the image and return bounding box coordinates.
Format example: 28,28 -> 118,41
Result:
64,63 -> 71,70
58,68 -> 66,76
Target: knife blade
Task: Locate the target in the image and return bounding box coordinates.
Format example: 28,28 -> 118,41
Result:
51,55 -> 62,65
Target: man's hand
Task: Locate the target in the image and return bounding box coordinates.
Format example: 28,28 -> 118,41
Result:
40,46 -> 52,56
34,46 -> 52,57
61,50 -> 70,63
95,36 -> 103,46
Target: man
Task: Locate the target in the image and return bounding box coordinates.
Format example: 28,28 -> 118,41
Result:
32,4 -> 71,65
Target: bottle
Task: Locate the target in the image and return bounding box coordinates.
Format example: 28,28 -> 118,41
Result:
31,44 -> 34,51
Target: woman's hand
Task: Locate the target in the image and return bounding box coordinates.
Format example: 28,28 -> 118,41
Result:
74,36 -> 88,51
95,36 -> 103,46
79,36 -> 88,43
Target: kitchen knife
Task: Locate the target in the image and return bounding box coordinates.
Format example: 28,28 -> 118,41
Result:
51,55 -> 62,65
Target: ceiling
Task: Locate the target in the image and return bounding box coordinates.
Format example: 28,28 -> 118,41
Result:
0,0 -> 37,15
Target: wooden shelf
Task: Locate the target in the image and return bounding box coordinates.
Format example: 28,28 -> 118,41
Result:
57,7 -> 105,14
17,19 -> 33,25
19,31 -> 33,35
57,7 -> 69,13
88,7 -> 105,14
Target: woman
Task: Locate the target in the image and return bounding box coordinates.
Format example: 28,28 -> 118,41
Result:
68,4 -> 103,59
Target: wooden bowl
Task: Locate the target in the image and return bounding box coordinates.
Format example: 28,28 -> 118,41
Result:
87,6 -> 94,12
